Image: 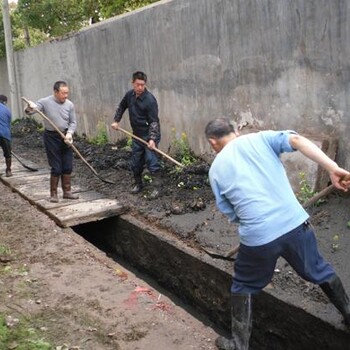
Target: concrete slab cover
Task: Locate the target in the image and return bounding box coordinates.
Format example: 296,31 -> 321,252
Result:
0,159 -> 125,228
47,198 -> 125,227
0,161 -> 45,175
35,190 -> 105,210
4,172 -> 50,185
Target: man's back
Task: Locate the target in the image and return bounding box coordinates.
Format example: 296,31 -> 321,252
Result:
209,130 -> 309,246
0,103 -> 11,140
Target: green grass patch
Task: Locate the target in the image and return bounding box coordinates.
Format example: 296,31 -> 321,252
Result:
88,120 -> 109,145
0,313 -> 53,350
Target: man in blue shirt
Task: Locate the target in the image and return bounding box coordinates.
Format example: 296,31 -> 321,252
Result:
0,95 -> 12,177
111,71 -> 162,199
205,117 -> 350,350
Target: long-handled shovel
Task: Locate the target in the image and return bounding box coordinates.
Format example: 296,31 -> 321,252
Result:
21,97 -> 115,185
116,127 -> 185,168
11,151 -> 38,172
204,174 -> 350,260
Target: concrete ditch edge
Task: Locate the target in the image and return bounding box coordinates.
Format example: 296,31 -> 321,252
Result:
81,213 -> 350,350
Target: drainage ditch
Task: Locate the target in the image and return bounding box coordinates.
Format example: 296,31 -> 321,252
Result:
72,214 -> 350,350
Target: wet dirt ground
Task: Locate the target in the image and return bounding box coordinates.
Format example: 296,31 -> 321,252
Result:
0,182 -> 220,349
3,118 -> 350,348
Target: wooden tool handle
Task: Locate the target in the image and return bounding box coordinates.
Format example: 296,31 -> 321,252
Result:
117,126 -> 185,168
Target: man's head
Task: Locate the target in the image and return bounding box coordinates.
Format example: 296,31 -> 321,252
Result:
53,81 -> 69,103
0,95 -> 8,105
205,117 -> 237,153
132,71 -> 147,97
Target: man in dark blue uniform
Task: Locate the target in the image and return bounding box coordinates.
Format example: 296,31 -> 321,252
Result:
111,71 -> 162,199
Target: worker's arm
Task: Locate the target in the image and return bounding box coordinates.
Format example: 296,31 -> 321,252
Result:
289,134 -> 350,191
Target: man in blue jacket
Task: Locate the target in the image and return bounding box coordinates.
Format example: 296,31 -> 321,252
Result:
205,117 -> 350,350
0,95 -> 12,177
111,71 -> 162,199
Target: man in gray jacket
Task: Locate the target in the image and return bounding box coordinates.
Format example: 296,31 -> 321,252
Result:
25,81 -> 78,203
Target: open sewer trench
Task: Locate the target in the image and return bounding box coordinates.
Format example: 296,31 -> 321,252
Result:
72,214 -> 350,350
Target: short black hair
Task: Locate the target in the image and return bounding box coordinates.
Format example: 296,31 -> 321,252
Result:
205,117 -> 235,139
132,71 -> 147,83
53,81 -> 68,92
0,95 -> 8,104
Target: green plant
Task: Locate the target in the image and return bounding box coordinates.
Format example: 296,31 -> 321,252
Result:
16,264 -> 29,277
88,121 -> 108,145
1,265 -> 12,274
127,136 -> 132,148
296,172 -> 322,205
169,129 -> 196,168
11,119 -> 21,126
143,174 -> 152,183
121,136 -> 133,151
0,244 -> 11,255
332,234 -> 340,252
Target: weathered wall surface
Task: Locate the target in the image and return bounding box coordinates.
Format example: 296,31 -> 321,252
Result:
1,0 -> 350,167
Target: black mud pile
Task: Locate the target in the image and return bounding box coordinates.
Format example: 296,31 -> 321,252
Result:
11,117 -> 213,220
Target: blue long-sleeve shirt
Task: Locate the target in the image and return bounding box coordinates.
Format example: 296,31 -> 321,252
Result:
209,130 -> 309,246
0,103 -> 12,141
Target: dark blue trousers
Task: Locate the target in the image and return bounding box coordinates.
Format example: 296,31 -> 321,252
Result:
131,138 -> 160,175
232,222 -> 335,294
43,130 -> 73,176
0,137 -> 11,159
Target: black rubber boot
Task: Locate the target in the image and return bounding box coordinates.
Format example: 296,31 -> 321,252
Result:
5,157 -> 12,177
149,171 -> 162,199
50,175 -> 59,203
130,173 -> 143,194
215,294 -> 252,350
61,174 -> 79,200
320,274 -> 350,325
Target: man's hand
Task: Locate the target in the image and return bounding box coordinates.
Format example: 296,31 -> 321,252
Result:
330,168 -> 350,192
111,122 -> 119,130
148,139 -> 156,150
64,132 -> 73,145
28,101 -> 38,109
290,134 -> 350,192
24,100 -> 38,113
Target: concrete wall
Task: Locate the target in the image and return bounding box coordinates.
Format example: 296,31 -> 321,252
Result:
1,0 -> 350,167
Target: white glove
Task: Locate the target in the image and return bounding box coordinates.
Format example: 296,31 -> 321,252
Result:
64,132 -> 73,145
27,100 -> 38,109
111,121 -> 119,130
